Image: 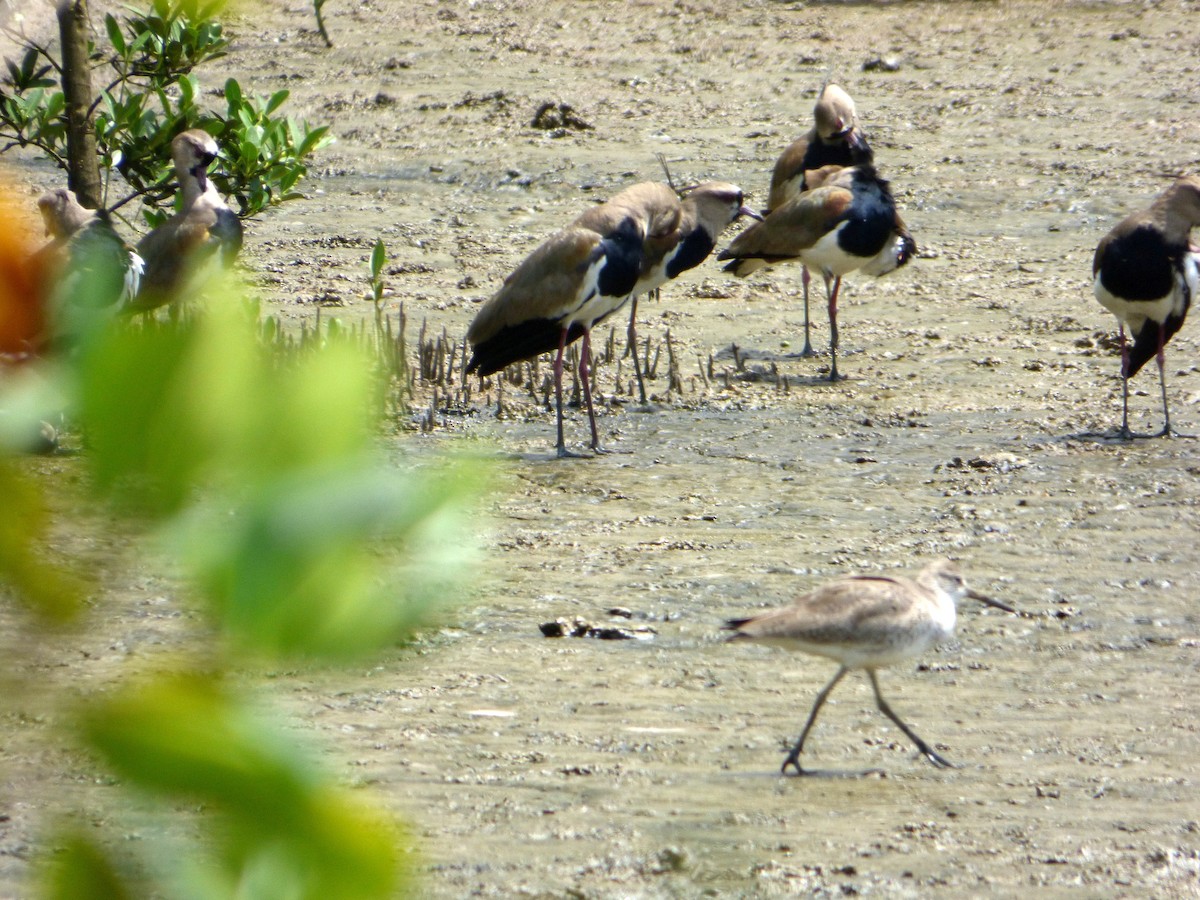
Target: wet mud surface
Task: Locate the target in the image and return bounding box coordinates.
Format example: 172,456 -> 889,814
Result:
4,0 -> 1200,895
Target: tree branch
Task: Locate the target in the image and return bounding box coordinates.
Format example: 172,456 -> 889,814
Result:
57,0 -> 103,206
107,173 -> 172,214
0,28 -> 64,78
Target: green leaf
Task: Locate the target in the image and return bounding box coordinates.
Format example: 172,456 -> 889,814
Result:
298,124 -> 331,156
0,458 -> 90,622
79,673 -> 402,898
43,90 -> 65,118
20,47 -> 40,82
42,832 -> 139,900
179,72 -> 196,106
370,238 -> 386,282
265,88 -> 289,115
224,76 -> 241,110
176,458 -> 484,659
76,316 -> 212,516
104,13 -> 126,56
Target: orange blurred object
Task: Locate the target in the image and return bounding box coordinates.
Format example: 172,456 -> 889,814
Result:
0,188 -> 51,363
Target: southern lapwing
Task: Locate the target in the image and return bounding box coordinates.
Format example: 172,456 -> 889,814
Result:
465,216 -> 645,457
725,559 -> 1014,776
575,181 -> 761,403
35,187 -> 143,312
130,129 -> 243,315
572,182 -> 682,404
767,83 -> 874,357
1093,176 -> 1200,438
718,164 -> 915,381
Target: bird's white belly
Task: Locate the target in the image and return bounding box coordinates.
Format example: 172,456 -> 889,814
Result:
564,254 -> 630,328
579,289 -> 632,325
763,614 -> 952,670
798,226 -> 862,277
1093,273 -> 1180,331
633,255 -> 671,297
859,232 -> 905,277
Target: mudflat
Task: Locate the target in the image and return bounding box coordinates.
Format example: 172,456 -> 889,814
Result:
4,0 -> 1200,895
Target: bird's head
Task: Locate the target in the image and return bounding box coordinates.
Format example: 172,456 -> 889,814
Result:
172,129 -> 221,194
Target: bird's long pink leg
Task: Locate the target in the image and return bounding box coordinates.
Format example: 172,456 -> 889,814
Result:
827,275 -> 842,382
553,327 -> 573,457
800,266 -> 816,357
579,326 -> 606,452
1118,324 -> 1132,439
1154,326 -> 1175,437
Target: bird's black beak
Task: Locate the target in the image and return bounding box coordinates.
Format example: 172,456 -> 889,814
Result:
968,588 -> 1016,614
737,205 -> 764,222
192,164 -> 209,192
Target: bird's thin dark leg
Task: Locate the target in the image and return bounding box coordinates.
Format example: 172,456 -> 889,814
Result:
579,327 -> 608,454
553,328 -> 587,459
868,670 -> 954,769
1151,333 -> 1193,438
627,293 -> 649,405
799,265 -> 816,358
782,666 -> 847,776
826,275 -> 842,382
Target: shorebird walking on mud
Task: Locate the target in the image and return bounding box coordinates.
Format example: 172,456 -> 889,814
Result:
718,164 -> 915,381
1093,176 -> 1200,438
725,559 -> 1014,776
465,216 -> 646,457
574,181 -> 761,404
766,83 -> 873,357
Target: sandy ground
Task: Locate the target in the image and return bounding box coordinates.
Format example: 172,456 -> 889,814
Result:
4,0 -> 1200,896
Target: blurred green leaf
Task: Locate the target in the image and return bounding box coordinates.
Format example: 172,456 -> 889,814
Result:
42,831 -> 139,900
173,457 -> 484,660
80,673 -> 401,899
75,315 -> 211,516
0,457 -> 90,622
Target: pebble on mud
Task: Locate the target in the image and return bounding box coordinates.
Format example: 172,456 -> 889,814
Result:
862,56 -> 901,72
943,452 -> 1030,474
530,101 -> 594,133
539,615 -> 656,640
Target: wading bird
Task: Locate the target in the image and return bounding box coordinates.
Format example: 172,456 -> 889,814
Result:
465,216 -> 646,456
35,187 -> 142,311
1092,176 -> 1200,438
130,129 -> 243,316
766,83 -> 873,357
719,165 -> 915,381
726,559 -> 1014,776
575,181 -> 761,403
